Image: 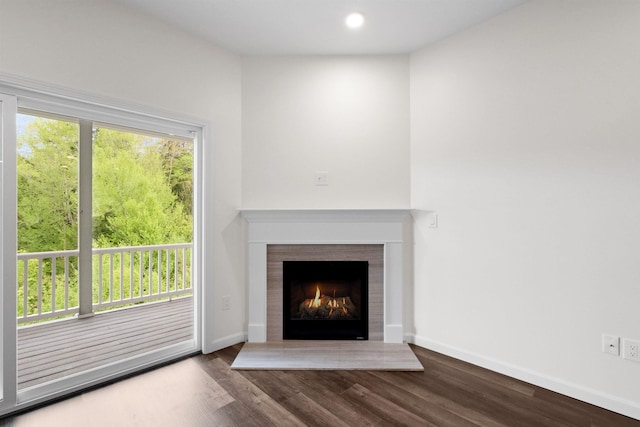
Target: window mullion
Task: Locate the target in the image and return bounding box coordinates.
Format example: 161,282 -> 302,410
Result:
77,119 -> 94,318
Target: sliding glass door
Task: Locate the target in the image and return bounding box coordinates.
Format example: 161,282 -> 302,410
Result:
15,111 -> 196,390
1,84 -> 202,415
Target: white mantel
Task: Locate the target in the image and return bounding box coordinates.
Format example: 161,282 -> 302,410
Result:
241,209 -> 412,343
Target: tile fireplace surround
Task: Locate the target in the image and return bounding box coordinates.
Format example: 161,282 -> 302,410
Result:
240,209 -> 412,343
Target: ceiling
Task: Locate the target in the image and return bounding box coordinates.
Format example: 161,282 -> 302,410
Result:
113,0 -> 528,55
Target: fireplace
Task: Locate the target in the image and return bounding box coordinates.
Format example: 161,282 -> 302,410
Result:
241,209 -> 411,343
283,261 -> 368,340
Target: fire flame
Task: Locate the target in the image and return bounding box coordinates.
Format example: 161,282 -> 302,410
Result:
308,285 -> 322,308
303,285 -> 352,318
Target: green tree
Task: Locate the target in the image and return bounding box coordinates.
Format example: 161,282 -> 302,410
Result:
157,139 -> 193,215
17,118 -> 79,252
92,127 -> 192,248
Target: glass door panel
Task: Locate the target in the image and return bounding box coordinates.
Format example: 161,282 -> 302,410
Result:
15,115 -> 195,390
16,112 -> 79,389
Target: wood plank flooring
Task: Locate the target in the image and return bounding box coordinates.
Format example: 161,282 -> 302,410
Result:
231,341 -> 424,371
3,342 -> 638,426
17,296 -> 193,389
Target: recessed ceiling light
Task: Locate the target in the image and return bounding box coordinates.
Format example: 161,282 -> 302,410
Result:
345,13 -> 365,29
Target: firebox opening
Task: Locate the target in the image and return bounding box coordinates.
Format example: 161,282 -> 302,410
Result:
283,261 -> 368,340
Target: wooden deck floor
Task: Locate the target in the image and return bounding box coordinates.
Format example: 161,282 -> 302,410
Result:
17,296 -> 193,390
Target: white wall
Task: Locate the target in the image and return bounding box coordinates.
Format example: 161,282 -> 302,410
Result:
411,0 -> 640,417
241,55 -> 410,209
0,0 -> 245,352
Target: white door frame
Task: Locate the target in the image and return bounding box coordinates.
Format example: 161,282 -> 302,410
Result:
0,93 -> 18,412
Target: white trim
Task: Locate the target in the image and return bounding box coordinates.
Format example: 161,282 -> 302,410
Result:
239,208 -> 412,223
208,332 -> 246,353
0,72 -> 204,138
192,126 -> 205,354
406,334 -> 640,421
247,243 -> 267,342
0,93 -> 18,410
247,324 -> 267,342
384,325 -> 404,343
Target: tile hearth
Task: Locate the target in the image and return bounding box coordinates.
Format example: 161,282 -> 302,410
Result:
230,341 -> 424,371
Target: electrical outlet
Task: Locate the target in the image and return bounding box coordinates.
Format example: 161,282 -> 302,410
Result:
314,172 -> 328,186
623,338 -> 640,362
602,334 -> 620,356
222,295 -> 231,311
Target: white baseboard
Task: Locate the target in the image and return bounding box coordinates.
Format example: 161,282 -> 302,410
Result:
206,332 -> 247,353
404,334 -> 640,421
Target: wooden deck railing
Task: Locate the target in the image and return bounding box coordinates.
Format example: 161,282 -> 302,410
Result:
17,243 -> 192,324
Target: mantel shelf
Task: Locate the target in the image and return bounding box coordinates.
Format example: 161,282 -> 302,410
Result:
239,208 -> 412,223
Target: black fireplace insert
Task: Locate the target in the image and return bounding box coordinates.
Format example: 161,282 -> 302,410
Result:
283,261 -> 368,340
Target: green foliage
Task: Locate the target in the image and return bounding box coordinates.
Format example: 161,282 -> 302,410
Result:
157,139 -> 194,215
17,118 -> 79,252
92,128 -> 192,247
17,115 -> 194,319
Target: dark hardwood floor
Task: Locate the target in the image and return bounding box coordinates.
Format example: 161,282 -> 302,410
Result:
1,343 -> 638,426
